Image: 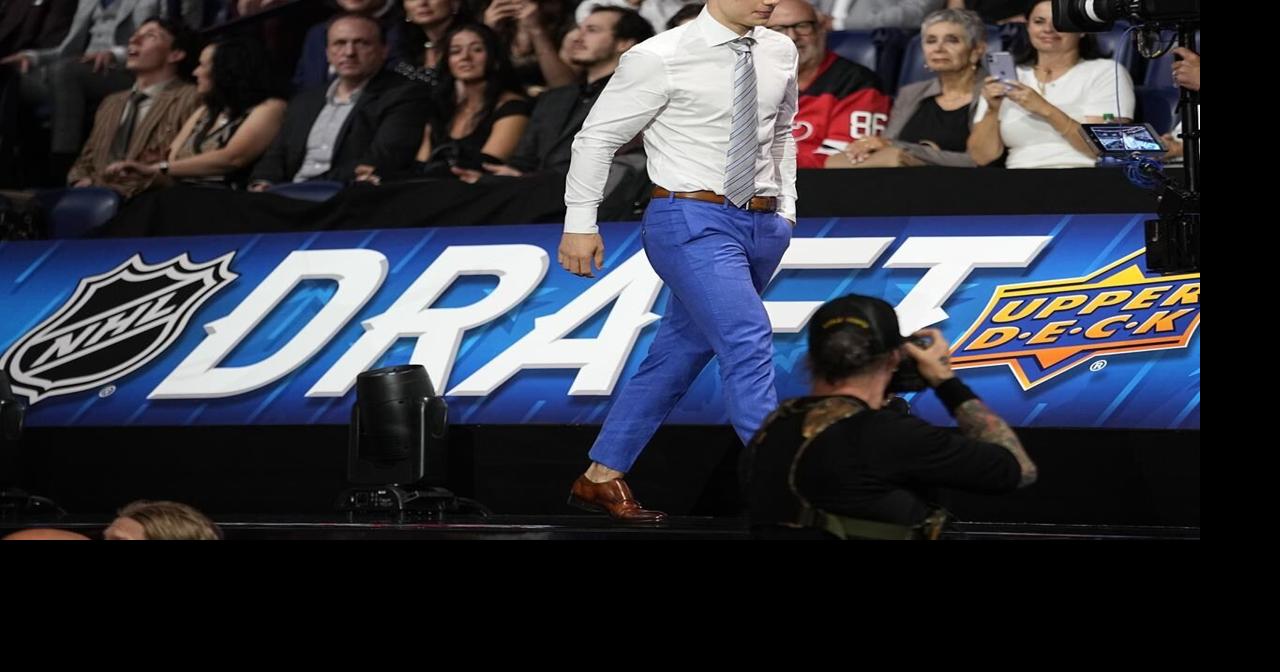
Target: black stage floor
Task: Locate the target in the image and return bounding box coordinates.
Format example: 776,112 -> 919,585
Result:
0,514 -> 1200,540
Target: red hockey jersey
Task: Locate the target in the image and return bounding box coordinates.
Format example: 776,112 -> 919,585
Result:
793,52 -> 892,168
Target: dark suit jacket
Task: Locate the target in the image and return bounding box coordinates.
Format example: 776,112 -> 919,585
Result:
0,0 -> 75,55
250,69 -> 430,185
507,75 -> 611,174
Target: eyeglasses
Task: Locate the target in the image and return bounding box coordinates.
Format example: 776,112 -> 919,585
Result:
768,21 -> 817,37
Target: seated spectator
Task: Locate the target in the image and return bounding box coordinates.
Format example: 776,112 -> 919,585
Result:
820,0 -> 943,30
765,0 -> 891,169
104,37 -> 288,190
66,17 -> 202,198
247,12 -> 431,190
968,0 -> 1134,168
294,0 -> 405,92
364,22 -> 528,181
0,0 -> 201,177
104,500 -> 222,540
555,25 -> 583,83
837,7 -> 986,168
451,5 -> 652,183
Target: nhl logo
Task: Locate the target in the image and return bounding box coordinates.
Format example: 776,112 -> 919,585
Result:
1,252 -> 237,404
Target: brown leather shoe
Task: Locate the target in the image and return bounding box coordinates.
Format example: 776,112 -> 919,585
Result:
568,475 -> 668,524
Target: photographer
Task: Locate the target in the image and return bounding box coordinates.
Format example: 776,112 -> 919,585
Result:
740,294 -> 1038,540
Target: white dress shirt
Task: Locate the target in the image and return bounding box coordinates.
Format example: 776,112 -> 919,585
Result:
973,59 -> 1135,169
564,7 -> 799,234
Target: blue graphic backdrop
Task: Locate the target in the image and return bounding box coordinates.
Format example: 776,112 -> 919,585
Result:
0,214 -> 1200,429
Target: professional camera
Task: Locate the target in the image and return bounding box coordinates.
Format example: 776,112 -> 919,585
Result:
1051,0 -> 1199,32
888,335 -> 932,394
1054,0 -> 1200,274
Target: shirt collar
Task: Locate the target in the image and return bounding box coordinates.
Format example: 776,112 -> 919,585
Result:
326,77 -> 367,105
695,6 -> 762,47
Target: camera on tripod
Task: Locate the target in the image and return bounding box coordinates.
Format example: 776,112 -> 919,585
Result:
1053,0 -> 1200,275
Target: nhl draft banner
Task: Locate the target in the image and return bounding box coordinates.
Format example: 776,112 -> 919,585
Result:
0,214 -> 1200,429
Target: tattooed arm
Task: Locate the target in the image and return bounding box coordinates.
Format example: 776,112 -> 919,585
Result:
903,327 -> 1039,487
952,398 -> 1038,487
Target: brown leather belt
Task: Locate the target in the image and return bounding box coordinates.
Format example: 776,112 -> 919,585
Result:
652,187 -> 778,213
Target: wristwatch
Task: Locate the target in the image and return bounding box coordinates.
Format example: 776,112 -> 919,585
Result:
157,160 -> 170,175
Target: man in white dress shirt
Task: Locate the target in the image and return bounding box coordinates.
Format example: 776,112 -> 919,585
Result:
560,0 -> 799,522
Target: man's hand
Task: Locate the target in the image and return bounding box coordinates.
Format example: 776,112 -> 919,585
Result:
483,0 -> 523,28
81,50 -> 116,74
1171,47 -> 1200,91
481,162 -> 524,177
852,145 -> 921,168
558,232 -> 605,278
845,136 -> 889,163
450,166 -> 483,183
1,52 -> 32,74
104,160 -> 155,178
901,327 -> 955,387
354,164 -> 382,185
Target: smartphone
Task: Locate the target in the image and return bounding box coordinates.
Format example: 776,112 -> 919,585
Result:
985,51 -> 1018,84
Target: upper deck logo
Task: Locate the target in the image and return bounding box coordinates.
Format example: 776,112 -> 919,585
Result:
1,252 -> 237,404
949,249 -> 1200,389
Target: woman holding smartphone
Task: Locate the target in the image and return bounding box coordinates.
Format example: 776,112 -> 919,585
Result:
967,0 -> 1134,168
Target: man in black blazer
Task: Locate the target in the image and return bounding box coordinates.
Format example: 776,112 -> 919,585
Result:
0,0 -> 75,56
249,11 -> 428,190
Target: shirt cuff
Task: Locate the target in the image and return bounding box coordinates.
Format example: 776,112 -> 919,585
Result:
563,206 -> 599,235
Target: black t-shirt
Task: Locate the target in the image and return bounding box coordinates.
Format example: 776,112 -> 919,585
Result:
897,97 -> 972,153
421,97 -> 533,174
742,396 -> 1022,530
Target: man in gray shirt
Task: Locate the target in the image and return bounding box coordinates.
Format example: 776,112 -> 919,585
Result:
249,13 -> 430,189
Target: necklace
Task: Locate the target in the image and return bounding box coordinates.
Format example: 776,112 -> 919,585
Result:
1035,66 -> 1052,94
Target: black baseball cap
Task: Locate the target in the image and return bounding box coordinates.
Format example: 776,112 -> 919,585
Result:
808,294 -> 906,356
